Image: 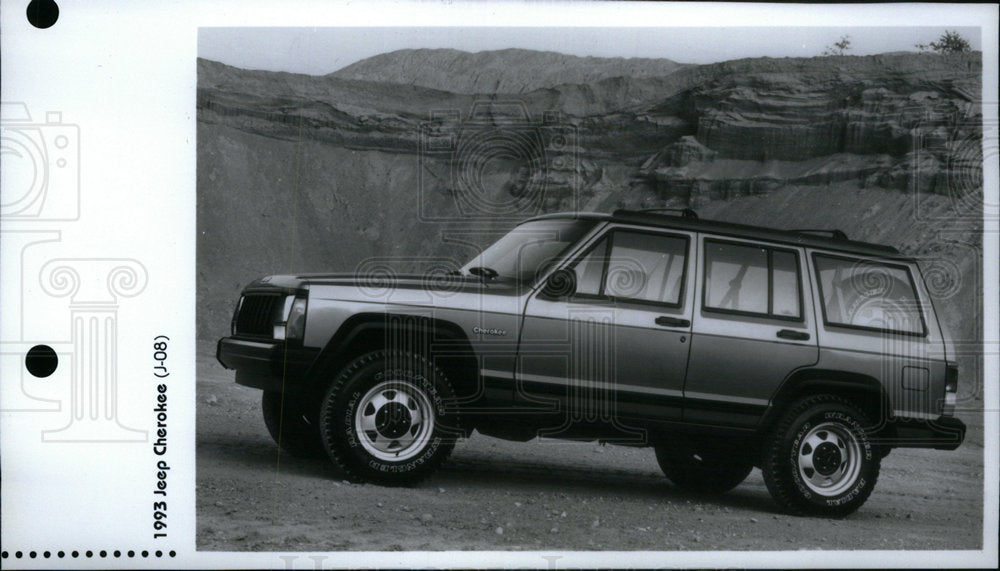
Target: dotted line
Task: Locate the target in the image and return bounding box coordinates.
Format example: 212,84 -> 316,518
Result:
1,550 -> 176,559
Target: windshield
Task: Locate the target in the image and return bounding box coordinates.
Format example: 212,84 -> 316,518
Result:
460,218 -> 597,283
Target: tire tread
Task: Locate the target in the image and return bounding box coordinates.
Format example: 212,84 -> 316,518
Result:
762,393 -> 881,517
319,350 -> 458,486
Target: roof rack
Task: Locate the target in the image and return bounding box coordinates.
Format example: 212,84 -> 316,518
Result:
792,229 -> 849,241
614,208 -> 699,221
526,211 -> 902,258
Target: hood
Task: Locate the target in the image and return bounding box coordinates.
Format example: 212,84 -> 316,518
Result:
245,272 -> 524,297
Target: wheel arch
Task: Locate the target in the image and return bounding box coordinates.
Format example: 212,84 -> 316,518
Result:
304,312 -> 480,404
759,369 -> 893,437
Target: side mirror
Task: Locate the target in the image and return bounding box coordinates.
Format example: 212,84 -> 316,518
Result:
541,268 -> 577,299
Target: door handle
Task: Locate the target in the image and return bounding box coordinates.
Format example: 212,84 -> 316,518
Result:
777,329 -> 810,341
655,316 -> 690,328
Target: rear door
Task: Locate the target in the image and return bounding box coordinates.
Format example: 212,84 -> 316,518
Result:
517,225 -> 696,431
683,235 -> 818,427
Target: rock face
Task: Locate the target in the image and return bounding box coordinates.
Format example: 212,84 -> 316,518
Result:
197,49 -> 983,347
692,68 -> 980,162
642,136 -> 718,169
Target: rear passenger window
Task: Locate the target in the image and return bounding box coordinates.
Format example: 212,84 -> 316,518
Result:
703,240 -> 802,320
813,254 -> 925,335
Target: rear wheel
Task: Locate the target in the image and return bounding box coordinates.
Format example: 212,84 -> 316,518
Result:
655,441 -> 753,494
319,350 -> 460,486
762,394 -> 881,517
261,391 -> 325,459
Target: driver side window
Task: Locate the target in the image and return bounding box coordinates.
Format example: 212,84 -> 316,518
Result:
571,230 -> 688,306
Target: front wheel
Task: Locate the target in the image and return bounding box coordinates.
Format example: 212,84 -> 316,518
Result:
319,350 -> 460,486
762,394 -> 881,517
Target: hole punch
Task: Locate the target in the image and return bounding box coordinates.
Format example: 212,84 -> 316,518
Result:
25,344 -> 58,378
26,0 -> 59,29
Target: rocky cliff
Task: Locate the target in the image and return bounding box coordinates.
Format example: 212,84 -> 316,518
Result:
197,49 -> 983,382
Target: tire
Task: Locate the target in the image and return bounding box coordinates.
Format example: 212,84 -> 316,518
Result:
318,350 -> 460,486
762,394 -> 881,517
261,391 -> 325,459
654,442 -> 753,494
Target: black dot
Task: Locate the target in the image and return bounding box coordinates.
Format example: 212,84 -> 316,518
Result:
25,345 -> 58,377
26,0 -> 59,29
86,550 -> 93,557
1,552 -> 8,559
29,551 -> 37,558
16,552 -> 23,558
58,551 -> 65,558
72,551 -> 79,558
142,550 -> 149,557
128,550 -> 135,557
44,551 -> 51,558
100,550 -> 107,557
155,550 -> 162,557
169,550 -> 176,557
114,550 -> 121,557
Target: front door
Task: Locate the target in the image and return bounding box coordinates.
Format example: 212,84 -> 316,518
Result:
517,226 -> 696,439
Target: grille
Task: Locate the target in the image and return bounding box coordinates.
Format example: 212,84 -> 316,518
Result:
235,294 -> 282,337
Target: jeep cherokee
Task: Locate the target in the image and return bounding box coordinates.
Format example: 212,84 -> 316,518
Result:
217,209 -> 965,516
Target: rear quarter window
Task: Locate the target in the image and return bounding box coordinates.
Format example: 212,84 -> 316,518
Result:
813,254 -> 926,336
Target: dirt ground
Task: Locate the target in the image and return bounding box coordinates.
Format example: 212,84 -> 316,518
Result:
195,345 -> 985,553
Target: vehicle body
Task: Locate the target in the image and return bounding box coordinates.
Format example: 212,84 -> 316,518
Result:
217,209 -> 965,516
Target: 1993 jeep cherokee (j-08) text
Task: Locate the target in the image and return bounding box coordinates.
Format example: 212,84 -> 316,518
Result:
217,209 -> 965,516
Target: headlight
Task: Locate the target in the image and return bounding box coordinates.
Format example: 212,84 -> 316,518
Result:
273,294 -> 307,341
285,297 -> 308,341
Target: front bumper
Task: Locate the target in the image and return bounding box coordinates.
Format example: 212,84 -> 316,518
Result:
876,415 -> 966,450
216,337 -> 319,394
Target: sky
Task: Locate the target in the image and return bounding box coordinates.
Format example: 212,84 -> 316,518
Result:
198,26 -> 983,76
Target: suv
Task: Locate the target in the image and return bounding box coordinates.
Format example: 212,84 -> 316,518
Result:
217,209 -> 965,516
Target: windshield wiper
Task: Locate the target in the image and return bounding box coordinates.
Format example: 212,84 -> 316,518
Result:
468,267 -> 500,282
